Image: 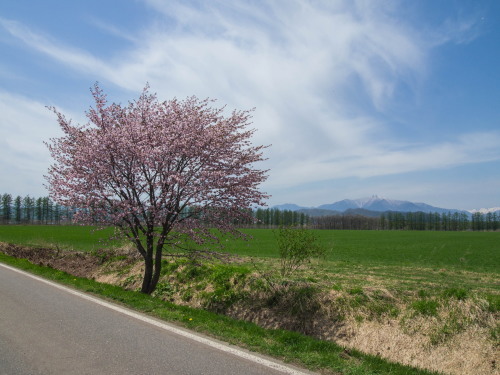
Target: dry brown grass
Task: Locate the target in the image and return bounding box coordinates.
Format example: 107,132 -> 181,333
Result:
337,320 -> 498,375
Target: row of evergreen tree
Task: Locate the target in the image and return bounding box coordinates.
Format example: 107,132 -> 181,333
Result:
310,213 -> 380,230
0,195 -> 311,227
311,211 -> 499,231
252,208 -> 500,231
2,192 -> 498,231
0,193 -> 73,224
1,194 -> 312,227
253,208 -> 310,227
382,211 -> 499,231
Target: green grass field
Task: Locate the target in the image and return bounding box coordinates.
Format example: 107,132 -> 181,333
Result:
1,226 -> 499,272
0,225 -> 121,251
227,229 -> 500,272
1,225 -> 498,294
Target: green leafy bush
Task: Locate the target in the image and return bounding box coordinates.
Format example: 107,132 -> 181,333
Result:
276,226 -> 327,277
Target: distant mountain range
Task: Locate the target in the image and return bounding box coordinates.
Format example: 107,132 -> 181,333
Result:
273,196 -> 499,217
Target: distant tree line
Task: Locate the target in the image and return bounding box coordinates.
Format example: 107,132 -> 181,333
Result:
253,208 -> 310,227
469,212 -> 500,231
380,211 -> 500,231
310,213 -> 381,230
379,211 -> 469,231
2,193 -> 498,231
1,194 -> 311,227
0,193 -> 73,225
310,211 -> 499,231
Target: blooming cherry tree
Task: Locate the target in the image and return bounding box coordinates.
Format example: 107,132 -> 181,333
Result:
46,84 -> 269,294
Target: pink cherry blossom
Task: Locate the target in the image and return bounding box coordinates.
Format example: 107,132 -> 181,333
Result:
45,83 -> 269,294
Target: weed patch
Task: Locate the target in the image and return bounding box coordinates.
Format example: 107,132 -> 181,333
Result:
442,287 -> 468,300
485,294 -> 500,313
411,300 -> 440,317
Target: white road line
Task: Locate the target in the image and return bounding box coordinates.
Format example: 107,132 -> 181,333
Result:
0,262 -> 313,375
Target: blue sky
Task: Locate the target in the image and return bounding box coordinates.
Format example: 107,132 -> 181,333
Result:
0,0 -> 499,210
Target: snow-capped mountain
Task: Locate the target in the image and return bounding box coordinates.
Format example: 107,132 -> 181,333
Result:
273,195 -> 467,215
317,195 -> 459,214
468,207 -> 500,214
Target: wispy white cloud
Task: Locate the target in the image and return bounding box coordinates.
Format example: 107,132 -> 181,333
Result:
265,131 -> 500,192
0,17 -> 111,76
0,89 -> 90,196
0,1 -> 495,201
86,16 -> 139,44
0,91 -> 62,195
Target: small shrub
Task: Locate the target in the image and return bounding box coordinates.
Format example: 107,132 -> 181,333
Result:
276,226 -> 327,278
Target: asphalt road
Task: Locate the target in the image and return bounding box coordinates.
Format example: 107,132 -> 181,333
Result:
0,263 -> 314,375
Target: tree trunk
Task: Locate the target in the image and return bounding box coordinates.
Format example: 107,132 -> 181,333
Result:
141,253 -> 154,294
149,243 -> 164,294
140,237 -> 164,294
